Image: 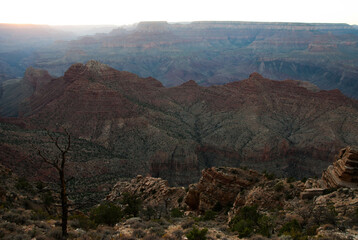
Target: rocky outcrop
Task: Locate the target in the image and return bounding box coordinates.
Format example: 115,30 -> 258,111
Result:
322,146 -> 358,188
314,188 -> 358,224
107,175 -> 186,214
185,167 -> 262,211
300,188 -> 324,200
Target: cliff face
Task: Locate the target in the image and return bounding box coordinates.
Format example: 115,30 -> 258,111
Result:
322,146 -> 358,188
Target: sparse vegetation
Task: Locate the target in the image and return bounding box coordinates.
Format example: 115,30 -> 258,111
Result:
15,177 -> 33,193
69,213 -> 96,230
120,192 -> 142,217
201,210 -> 216,221
274,182 -> 284,192
263,170 -> 276,180
186,226 -> 208,240
170,208 -> 184,218
90,202 -> 123,226
230,205 -> 273,238
279,219 -> 303,240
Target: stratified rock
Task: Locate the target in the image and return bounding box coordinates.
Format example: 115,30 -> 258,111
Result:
322,146 -> 358,188
184,167 -> 262,211
300,188 -> 324,200
107,175 -> 186,213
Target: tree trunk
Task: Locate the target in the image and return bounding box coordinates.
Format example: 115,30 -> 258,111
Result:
60,170 -> 68,239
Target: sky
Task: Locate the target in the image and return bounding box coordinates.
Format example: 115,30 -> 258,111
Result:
1,0 -> 357,26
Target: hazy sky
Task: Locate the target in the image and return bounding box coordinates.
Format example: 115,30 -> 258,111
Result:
1,0 -> 357,26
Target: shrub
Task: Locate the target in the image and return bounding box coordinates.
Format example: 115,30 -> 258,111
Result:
305,224 -> 319,236
48,227 -> 63,240
149,226 -> 166,237
142,206 -> 156,220
36,181 -> 44,190
10,234 -> 31,240
171,208 -> 184,218
0,222 -> 17,232
132,229 -> 146,238
172,229 -> 184,239
90,202 -> 123,226
263,171 -> 276,180
41,191 -> 54,208
120,192 -> 142,217
31,209 -> 51,220
2,211 -> 28,224
143,233 -> 161,240
286,177 -> 296,183
15,177 -> 33,193
201,210 -> 216,221
186,226 -> 208,240
69,213 -> 97,230
181,219 -> 195,229
279,219 -> 302,240
274,182 -> 284,192
230,205 -> 272,238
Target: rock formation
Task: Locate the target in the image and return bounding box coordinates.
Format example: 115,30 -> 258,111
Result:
107,175 -> 186,215
322,146 -> 358,188
185,167 -> 262,211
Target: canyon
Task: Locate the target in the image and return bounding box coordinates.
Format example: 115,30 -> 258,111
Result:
1,21 -> 358,98
1,61 -> 358,195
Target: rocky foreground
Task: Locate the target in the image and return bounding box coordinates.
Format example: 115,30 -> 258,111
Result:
1,147 -> 356,239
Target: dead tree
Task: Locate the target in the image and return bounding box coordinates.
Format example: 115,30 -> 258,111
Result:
37,129 -> 71,240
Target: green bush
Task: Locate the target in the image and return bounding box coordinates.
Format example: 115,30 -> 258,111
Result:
279,219 -> 303,240
263,171 -> 276,180
171,208 -> 184,218
31,209 -> 51,220
142,206 -> 156,220
186,226 -> 208,240
120,192 -> 142,217
69,213 -> 97,230
274,182 -> 284,192
90,202 -> 123,226
230,205 -> 272,238
201,210 -> 216,221
41,191 -> 54,208
15,177 -> 33,193
286,177 -> 296,183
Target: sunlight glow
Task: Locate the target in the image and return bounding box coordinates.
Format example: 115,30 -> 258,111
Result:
0,0 -> 357,26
